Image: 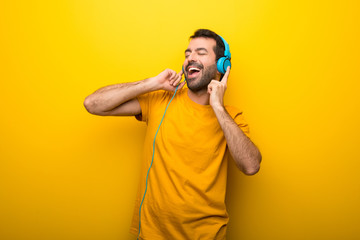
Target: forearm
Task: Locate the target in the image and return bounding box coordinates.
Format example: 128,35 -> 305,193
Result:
212,105 -> 262,175
84,78 -> 157,114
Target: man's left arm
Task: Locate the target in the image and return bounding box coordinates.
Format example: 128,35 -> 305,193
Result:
208,67 -> 262,175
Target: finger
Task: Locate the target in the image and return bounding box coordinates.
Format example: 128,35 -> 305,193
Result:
169,71 -> 177,85
207,84 -> 213,94
171,70 -> 177,80
167,69 -> 174,78
208,80 -> 220,92
172,71 -> 181,86
177,80 -> 186,90
221,66 -> 231,84
177,69 -> 183,81
173,74 -> 182,86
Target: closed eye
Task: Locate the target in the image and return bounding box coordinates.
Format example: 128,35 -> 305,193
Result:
184,48 -> 208,58
185,52 -> 207,58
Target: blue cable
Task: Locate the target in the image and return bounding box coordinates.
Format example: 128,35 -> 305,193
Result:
137,84 -> 181,240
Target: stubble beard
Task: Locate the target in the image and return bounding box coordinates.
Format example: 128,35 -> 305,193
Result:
186,63 -> 218,93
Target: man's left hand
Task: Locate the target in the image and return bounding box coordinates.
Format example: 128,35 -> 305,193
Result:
207,66 -> 230,108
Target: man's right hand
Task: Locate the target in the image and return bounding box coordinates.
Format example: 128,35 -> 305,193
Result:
151,69 -> 186,92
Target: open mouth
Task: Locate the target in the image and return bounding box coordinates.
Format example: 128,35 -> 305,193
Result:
187,66 -> 201,78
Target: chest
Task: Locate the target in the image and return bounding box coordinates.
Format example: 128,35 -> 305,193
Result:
148,100 -> 225,151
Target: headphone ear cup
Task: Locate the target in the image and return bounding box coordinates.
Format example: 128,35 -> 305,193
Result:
217,57 -> 231,74
217,57 -> 226,74
223,58 -> 231,73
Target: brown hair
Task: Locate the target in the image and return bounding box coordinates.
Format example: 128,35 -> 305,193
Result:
189,29 -> 226,62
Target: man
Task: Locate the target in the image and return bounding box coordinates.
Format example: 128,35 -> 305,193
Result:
84,29 -> 262,240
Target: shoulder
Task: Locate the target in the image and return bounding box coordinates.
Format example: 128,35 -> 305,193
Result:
225,105 -> 250,137
137,89 -> 173,104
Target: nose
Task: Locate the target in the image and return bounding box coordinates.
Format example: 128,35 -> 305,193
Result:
187,52 -> 198,62
184,52 -> 198,70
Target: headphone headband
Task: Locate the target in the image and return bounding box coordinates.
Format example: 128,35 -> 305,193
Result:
217,35 -> 231,74
218,35 -> 231,59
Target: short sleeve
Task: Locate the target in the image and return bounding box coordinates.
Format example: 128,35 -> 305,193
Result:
135,90 -> 170,123
225,106 -> 250,138
135,92 -> 151,123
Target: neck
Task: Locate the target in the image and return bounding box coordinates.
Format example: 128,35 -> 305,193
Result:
187,88 -> 210,105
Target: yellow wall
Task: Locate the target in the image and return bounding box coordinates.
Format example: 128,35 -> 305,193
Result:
1,0 -> 359,239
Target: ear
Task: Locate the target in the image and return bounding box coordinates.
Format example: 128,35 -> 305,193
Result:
215,71 -> 222,81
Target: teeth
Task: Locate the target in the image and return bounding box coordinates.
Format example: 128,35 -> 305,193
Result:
189,67 -> 200,71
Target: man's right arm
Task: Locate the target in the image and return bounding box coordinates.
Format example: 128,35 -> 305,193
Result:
83,69 -> 184,116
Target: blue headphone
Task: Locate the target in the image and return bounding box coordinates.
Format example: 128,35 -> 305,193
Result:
182,35 -> 231,76
217,35 -> 231,74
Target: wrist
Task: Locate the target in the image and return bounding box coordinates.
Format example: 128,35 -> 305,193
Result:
144,77 -> 160,91
211,103 -> 225,112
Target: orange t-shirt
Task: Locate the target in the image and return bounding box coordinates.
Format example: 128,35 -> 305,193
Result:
130,88 -> 250,239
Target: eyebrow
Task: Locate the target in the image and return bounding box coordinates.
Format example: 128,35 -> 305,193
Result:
185,48 -> 208,54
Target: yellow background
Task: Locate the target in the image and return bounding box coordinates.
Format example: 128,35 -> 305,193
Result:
1,0 -> 359,239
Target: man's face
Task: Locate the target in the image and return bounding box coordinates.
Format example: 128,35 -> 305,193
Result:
183,37 -> 219,92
